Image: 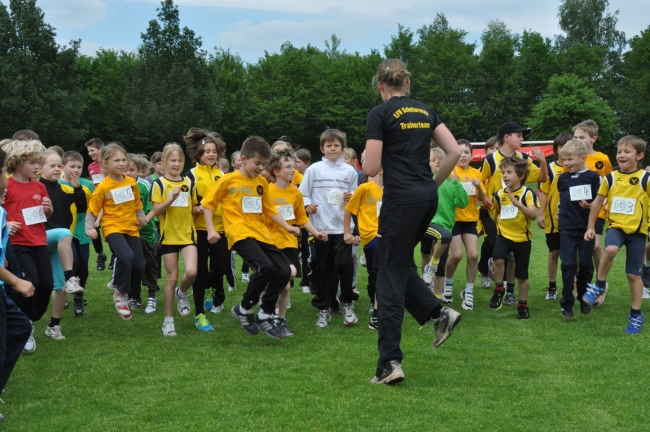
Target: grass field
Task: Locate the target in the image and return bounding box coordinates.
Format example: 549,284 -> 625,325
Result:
4,223 -> 650,431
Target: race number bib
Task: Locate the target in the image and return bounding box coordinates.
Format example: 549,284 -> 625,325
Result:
92,174 -> 105,184
328,189 -> 344,205
376,201 -> 382,217
462,182 -> 476,196
277,204 -> 295,221
569,185 -> 592,201
500,205 -> 518,220
111,186 -> 135,204
610,197 -> 635,215
169,192 -> 189,207
22,206 -> 47,226
242,196 -> 262,213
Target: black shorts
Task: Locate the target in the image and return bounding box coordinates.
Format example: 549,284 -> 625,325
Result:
160,243 -> 195,255
545,232 -> 561,252
493,237 -> 531,280
420,235 -> 433,255
281,247 -> 301,278
595,217 -> 606,236
452,221 -> 478,237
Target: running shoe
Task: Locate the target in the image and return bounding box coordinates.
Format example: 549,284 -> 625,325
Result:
277,318 -> 294,337
370,360 -> 405,385
595,283 -> 609,306
175,287 -> 191,317
145,297 -> 157,314
254,314 -> 283,339
433,306 -> 462,348
209,304 -> 224,314
422,264 -> 436,284
442,281 -> 453,303
316,310 -> 331,328
113,292 -> 132,319
503,292 -> 517,306
342,302 -> 358,325
203,288 -> 215,311
644,287 -> 650,299
626,312 -> 644,334
460,289 -> 474,311
368,316 -> 378,330
63,277 -> 84,294
583,282 -> 605,305
545,288 -> 557,300
517,305 -> 530,320
480,273 -> 491,288
73,295 -> 86,317
489,289 -> 505,310
195,313 -> 214,332
108,254 -> 116,270
96,251 -> 107,271
231,305 -> 260,335
45,325 -> 65,340
162,321 -> 177,336
242,273 -> 250,283
561,308 -> 573,320
23,325 -> 35,353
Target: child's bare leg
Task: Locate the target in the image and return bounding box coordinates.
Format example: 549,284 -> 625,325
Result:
629,274 -> 643,310
597,245 -> 618,281
52,291 -> 66,320
462,233 -> 479,284
518,279 -> 529,302
163,253 -> 179,318
57,235 -> 74,271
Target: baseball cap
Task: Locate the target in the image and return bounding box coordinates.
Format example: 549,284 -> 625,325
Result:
497,122 -> 531,139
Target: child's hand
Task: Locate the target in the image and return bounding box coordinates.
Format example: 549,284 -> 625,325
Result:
13,278 -> 35,297
69,171 -> 81,189
579,199 -> 591,208
584,228 -> 595,241
343,192 -> 352,203
506,190 -> 519,207
288,226 -> 300,237
537,216 -> 545,229
306,204 -> 318,214
197,205 -> 204,213
136,217 -> 146,227
7,221 -> 21,235
207,231 -> 221,244
315,231 -> 328,242
450,168 -> 458,181
555,213 -> 559,221
344,233 -> 355,244
471,178 -> 481,187
169,187 -> 181,201
86,228 -> 98,239
42,197 -> 53,215
481,196 -> 493,209
530,147 -> 546,162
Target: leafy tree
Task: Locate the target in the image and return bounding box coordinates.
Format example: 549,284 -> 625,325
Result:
0,0 -> 86,145
383,24 -> 417,66
517,31 -> 560,117
211,48 -> 248,152
618,26 -> 650,143
528,73 -> 618,152
556,0 -> 626,52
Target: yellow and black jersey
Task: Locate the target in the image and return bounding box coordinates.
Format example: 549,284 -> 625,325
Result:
263,183 -> 309,250
493,186 -> 539,243
201,171 -> 278,249
344,181 -> 383,246
598,169 -> 650,236
291,170 -> 303,188
185,164 -> 225,232
539,161 -> 564,234
152,176 -> 198,245
482,151 -> 541,202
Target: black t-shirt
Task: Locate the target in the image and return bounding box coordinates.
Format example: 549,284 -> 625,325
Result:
557,169 -> 602,231
365,96 -> 442,204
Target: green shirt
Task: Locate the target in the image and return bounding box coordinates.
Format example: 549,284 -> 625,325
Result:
431,177 -> 469,232
137,177 -> 158,243
59,177 -> 94,245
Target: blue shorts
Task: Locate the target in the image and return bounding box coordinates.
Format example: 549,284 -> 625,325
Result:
46,228 -> 73,291
604,228 -> 645,276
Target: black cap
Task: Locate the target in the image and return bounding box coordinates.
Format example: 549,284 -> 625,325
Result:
497,122 -> 531,139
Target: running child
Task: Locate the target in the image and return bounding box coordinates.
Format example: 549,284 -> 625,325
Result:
489,156 -> 539,319
3,140 -> 53,353
264,150 -> 327,336
86,143 -> 146,322
202,137 -> 299,339
584,136 -> 649,334
555,139 -> 601,319
295,149 -> 312,292
444,140 -> 485,310
299,129 -> 358,328
151,144 -> 198,336
537,133 -> 573,300
84,138 -> 108,271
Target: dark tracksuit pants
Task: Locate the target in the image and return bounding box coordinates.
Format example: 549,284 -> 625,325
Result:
140,237 -> 159,299
10,245 -> 53,323
310,234 -> 354,311
0,289 -> 31,391
375,198 -> 442,376
559,229 -> 595,311
106,234 -> 144,296
300,229 -> 311,286
478,208 -> 497,276
364,244 -> 377,304
235,239 -> 291,314
193,230 -> 228,315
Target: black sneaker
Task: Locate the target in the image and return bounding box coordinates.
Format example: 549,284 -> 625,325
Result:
370,360 -> 405,385
561,308 -> 573,320
489,290 -> 505,310
580,303 -> 592,315
130,299 -> 143,309
63,300 -> 69,310
254,314 -> 284,339
231,305 -> 260,336
108,254 -> 116,270
433,306 -> 462,348
96,252 -> 107,271
369,316 -> 378,330
277,318 -> 294,337
517,305 -> 530,320
73,295 -> 86,317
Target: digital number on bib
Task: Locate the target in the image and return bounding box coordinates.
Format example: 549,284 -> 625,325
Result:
611,196 -> 635,215
242,196 -> 262,213
111,186 -> 134,204
22,206 -> 47,226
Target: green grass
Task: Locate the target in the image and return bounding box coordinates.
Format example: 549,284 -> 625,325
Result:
5,223 -> 650,431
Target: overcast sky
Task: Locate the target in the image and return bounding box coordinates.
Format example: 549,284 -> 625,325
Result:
2,0 -> 648,63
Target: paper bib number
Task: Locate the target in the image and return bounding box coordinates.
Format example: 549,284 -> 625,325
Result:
569,185 -> 592,201
169,192 -> 188,207
376,201 -> 382,217
277,204 -> 295,221
500,205 -> 518,220
22,206 -> 47,226
111,186 -> 134,204
611,196 -> 635,215
462,182 -> 476,196
242,196 -> 262,213
328,189 -> 344,205
92,174 -> 105,184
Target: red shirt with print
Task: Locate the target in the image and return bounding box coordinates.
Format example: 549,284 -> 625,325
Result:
4,178 -> 49,246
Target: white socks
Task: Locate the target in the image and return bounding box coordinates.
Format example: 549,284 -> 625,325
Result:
465,282 -> 474,294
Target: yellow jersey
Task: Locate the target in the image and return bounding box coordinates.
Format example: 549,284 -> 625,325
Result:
493,186 -> 538,242
263,183 -> 309,250
185,164 -> 225,232
152,176 -> 198,245
539,161 -> 565,234
201,171 -> 278,249
454,165 -> 483,222
291,170 -> 303,188
598,169 -> 650,236
344,181 -> 383,246
88,176 -> 142,238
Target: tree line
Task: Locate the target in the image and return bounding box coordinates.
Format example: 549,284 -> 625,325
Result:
1,0 -> 648,163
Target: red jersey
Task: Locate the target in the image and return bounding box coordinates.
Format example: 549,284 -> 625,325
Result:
88,161 -> 105,185
4,178 -> 49,246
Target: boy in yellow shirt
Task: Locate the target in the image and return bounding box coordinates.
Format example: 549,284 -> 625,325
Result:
201,137 -> 300,339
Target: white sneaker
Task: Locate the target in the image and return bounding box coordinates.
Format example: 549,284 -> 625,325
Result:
643,287 -> 650,299
209,304 -> 224,314
242,273 -> 250,283
113,292 -> 132,320
145,297 -> 157,314
342,302 -> 358,325
480,273 -> 491,288
23,325 -> 35,353
422,264 -> 437,284
63,277 -> 84,294
107,281 -> 117,291
316,310 -> 330,328
302,285 -> 311,294
359,253 -> 367,267
442,282 -> 453,303
45,325 -> 65,340
175,287 -> 191,317
461,289 -> 474,311
228,284 -> 236,291
162,321 -> 177,336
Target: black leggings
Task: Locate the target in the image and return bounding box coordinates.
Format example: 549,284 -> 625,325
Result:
106,233 -> 144,296
193,231 -> 229,314
9,245 -> 53,322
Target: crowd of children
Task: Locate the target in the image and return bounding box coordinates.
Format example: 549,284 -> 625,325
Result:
0,110 -> 646,408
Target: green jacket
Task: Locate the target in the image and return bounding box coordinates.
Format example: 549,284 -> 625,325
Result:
431,177 -> 469,232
